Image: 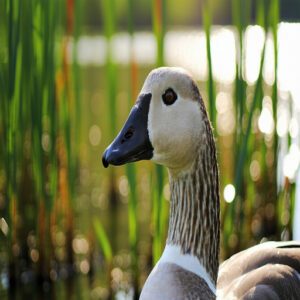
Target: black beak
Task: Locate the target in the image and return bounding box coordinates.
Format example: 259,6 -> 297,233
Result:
102,93 -> 153,168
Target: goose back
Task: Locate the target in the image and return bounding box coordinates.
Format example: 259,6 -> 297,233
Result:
217,241 -> 300,299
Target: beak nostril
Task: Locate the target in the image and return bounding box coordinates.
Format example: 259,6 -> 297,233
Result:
124,126 -> 134,140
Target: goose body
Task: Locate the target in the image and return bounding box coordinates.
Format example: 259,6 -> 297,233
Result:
218,241 -> 300,299
102,67 -> 300,299
140,245 -> 216,299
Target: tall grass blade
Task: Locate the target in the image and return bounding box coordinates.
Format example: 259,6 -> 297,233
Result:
101,0 -> 117,138
234,6 -> 268,189
232,1 -> 272,246
270,0 -> 279,178
126,0 -> 140,296
152,0 -> 167,265
101,0 -> 118,218
232,0 -> 249,140
93,218 -> 113,263
202,1 -> 216,128
152,0 -> 166,67
235,41 -> 266,202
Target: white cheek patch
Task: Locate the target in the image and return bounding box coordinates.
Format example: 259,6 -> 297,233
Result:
148,96 -> 204,169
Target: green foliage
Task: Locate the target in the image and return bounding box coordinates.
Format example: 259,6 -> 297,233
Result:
151,0 -> 168,265
1,0 -> 297,297
220,0 -> 288,254
0,0 -> 81,282
93,218 -> 113,263
102,0 -> 117,139
202,0 -> 216,128
126,2 -> 139,295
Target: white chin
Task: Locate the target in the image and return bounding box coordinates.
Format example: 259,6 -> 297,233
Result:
151,151 -> 194,177
151,152 -> 167,166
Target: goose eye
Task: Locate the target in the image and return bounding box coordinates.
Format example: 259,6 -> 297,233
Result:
162,88 -> 177,106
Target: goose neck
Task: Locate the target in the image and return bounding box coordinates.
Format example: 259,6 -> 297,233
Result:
166,139 -> 220,284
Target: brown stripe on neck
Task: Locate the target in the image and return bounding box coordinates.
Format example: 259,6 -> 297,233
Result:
167,118 -> 220,284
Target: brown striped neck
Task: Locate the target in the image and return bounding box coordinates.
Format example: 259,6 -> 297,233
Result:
166,120 -> 220,284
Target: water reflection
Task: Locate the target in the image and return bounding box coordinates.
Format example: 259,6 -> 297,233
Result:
74,24 -> 300,102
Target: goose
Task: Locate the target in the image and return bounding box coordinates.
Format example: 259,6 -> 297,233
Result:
102,67 -> 300,299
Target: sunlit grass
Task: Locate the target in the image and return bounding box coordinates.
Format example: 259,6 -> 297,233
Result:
202,0 -> 216,128
1,0 -> 299,298
151,0 -> 168,267
0,0 -> 81,285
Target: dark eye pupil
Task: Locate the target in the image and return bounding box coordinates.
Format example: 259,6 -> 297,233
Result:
162,88 -> 177,105
166,92 -> 173,101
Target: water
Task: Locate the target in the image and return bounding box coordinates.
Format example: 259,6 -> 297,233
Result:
74,24 -> 300,93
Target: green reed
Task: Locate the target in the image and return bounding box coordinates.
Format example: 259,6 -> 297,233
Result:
223,0 -> 260,251
152,0 -> 168,265
93,1 -> 117,297
270,0 -> 280,227
232,0 -> 250,133
101,0 -> 117,139
0,0 -> 82,286
93,218 -> 113,263
100,1 -> 119,249
220,0 -> 283,255
126,0 -> 139,296
202,0 -> 216,129
1,0 -> 293,297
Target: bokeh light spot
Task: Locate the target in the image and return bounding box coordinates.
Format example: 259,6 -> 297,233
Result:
223,184 -> 235,203
89,125 -> 102,146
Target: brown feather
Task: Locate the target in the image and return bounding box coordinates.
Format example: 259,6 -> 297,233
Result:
217,241 -> 300,299
140,263 -> 215,300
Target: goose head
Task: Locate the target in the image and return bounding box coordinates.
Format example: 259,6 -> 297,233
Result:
102,67 -> 208,176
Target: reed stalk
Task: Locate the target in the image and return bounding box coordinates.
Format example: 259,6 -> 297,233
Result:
270,0 -> 279,155
93,217 -> 113,297
31,0 -> 59,281
202,0 -> 216,129
99,2 -> 118,298
2,0 -> 23,287
1,0 -> 79,285
152,0 -> 167,265
101,0 -> 119,218
101,0 -> 117,139
126,0 -> 140,297
222,0 -> 276,254
270,0 -> 280,233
